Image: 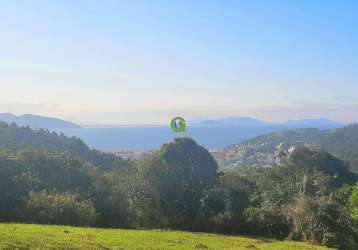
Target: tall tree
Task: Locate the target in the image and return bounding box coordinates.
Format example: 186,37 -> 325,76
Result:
156,137 -> 218,229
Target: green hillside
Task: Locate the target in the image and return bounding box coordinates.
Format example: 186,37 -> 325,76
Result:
218,125 -> 358,173
0,121 -> 124,169
0,223 -> 332,250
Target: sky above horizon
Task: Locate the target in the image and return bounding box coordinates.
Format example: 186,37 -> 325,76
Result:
1,1 -> 358,124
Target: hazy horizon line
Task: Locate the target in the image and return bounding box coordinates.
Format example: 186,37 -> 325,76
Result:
0,112 -> 352,127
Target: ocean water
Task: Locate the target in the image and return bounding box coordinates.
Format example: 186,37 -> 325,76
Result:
60,126 -> 284,151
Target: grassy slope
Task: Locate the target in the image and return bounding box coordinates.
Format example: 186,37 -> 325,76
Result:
0,224 -> 333,250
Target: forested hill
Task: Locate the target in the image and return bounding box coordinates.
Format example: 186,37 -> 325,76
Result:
214,125 -> 358,173
0,121 -> 121,169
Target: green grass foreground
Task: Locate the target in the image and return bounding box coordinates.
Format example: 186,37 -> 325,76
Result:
0,223 -> 333,250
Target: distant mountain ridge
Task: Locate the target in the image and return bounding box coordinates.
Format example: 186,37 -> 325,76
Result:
190,116 -> 343,129
189,117 -> 273,127
212,125 -> 358,173
0,113 -> 81,130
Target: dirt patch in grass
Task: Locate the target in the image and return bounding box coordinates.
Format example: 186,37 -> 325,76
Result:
194,243 -> 210,249
246,244 -> 259,249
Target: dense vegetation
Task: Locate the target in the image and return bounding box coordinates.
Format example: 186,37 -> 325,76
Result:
1,122 -> 358,249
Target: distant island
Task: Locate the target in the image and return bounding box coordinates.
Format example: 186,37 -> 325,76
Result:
189,116 -> 273,127
189,116 -> 343,129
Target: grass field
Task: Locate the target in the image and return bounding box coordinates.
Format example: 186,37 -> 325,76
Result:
0,223 -> 333,250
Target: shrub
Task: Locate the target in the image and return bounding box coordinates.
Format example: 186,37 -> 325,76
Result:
349,182 -> 358,220
283,195 -> 358,250
243,206 -> 289,239
21,190 -> 98,226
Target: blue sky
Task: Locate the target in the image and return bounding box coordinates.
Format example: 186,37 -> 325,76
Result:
1,1 -> 358,124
